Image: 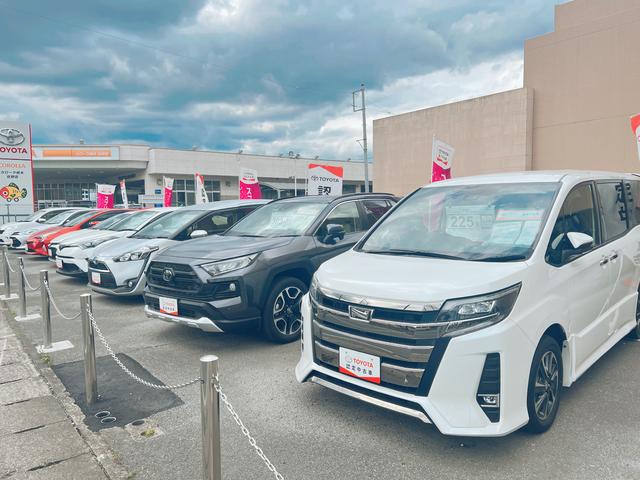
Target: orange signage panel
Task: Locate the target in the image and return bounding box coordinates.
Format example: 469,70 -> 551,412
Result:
42,149 -> 112,158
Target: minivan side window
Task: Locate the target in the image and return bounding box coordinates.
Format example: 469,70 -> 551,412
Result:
596,181 -> 628,241
360,199 -> 393,229
546,183 -> 600,266
316,201 -> 363,236
624,180 -> 640,228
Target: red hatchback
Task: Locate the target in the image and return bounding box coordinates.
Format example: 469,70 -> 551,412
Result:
26,209 -> 130,257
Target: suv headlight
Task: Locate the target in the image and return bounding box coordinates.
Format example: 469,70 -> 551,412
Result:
200,254 -> 257,277
435,283 -> 521,337
113,246 -> 159,262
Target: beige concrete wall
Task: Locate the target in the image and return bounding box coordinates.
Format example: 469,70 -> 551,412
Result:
372,88 -> 533,196
525,0 -> 640,171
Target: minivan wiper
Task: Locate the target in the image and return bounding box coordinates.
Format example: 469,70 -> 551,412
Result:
364,249 -> 465,260
233,234 -> 264,238
475,254 -> 528,262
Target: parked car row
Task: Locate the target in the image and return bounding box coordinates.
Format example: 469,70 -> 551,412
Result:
9,172 -> 640,438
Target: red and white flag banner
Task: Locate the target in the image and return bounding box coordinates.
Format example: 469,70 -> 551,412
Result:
195,173 -> 209,204
239,168 -> 262,199
96,184 -> 115,208
119,179 -> 128,208
307,164 -> 343,196
431,137 -> 454,183
163,176 -> 174,207
631,114 -> 640,161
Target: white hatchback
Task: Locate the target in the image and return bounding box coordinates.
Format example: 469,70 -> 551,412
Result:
296,171 -> 640,436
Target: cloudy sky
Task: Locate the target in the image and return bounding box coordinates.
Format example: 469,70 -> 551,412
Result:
1,0 -> 559,160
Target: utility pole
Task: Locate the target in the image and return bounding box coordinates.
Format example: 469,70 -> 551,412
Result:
353,83 -> 370,192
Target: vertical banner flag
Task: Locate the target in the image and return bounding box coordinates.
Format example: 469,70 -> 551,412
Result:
163,176 -> 174,207
431,137 -> 455,183
194,173 -> 209,204
239,168 -> 262,199
307,164 -> 343,196
96,184 -> 116,208
0,122 -> 35,215
119,179 -> 129,208
631,114 -> 640,161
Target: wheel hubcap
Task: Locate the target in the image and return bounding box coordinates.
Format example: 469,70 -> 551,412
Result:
533,351 -> 559,421
273,286 -> 303,336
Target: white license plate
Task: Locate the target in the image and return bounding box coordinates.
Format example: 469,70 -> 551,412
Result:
48,248 -> 52,257
56,258 -> 63,269
339,347 -> 380,384
91,272 -> 101,284
159,297 -> 178,316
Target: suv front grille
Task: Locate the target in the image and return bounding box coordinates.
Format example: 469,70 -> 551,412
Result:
311,291 -> 445,394
147,261 -> 201,293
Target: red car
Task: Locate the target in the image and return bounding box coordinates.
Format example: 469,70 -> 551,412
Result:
26,209 -> 130,257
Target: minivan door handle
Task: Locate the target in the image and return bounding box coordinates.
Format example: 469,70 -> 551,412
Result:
599,257 -> 609,266
609,252 -> 618,262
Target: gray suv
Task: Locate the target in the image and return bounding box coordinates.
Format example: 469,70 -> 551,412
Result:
143,193 -> 397,343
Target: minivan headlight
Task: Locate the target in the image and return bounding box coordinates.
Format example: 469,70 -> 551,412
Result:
200,254 -> 257,277
79,237 -> 116,250
435,283 -> 521,337
113,246 -> 159,262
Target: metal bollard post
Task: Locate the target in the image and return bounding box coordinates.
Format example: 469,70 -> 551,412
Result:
0,246 -> 17,300
15,258 -> 40,322
81,293 -> 98,405
40,270 -> 52,349
200,355 -> 221,480
0,245 -> 5,286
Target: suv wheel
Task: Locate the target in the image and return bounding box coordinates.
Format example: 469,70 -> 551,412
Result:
262,277 -> 306,343
525,335 -> 562,433
627,287 -> 640,339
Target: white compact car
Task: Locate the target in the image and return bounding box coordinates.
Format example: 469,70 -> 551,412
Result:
296,171 -> 640,437
54,209 -> 174,276
88,200 -> 269,296
0,207 -> 82,245
8,209 -> 89,250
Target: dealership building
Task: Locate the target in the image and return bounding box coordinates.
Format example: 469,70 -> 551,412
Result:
374,0 -> 640,195
31,145 -> 370,208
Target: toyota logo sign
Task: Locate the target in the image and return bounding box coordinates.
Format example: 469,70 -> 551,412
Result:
0,128 -> 25,146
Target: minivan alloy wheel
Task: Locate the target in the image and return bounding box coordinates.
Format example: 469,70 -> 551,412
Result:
273,286 -> 303,336
534,351 -> 559,421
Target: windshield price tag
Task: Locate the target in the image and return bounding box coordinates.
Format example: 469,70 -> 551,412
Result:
91,272 -> 101,284
339,347 -> 380,384
159,297 -> 178,316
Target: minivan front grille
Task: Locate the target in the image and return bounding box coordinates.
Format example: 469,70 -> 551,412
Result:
311,290 -> 445,395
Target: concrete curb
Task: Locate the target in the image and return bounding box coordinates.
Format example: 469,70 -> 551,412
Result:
1,301 -> 131,480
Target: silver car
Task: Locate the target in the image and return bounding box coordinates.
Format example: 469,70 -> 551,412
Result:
88,200 -> 269,296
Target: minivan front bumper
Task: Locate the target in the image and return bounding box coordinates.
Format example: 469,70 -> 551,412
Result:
295,294 -> 536,437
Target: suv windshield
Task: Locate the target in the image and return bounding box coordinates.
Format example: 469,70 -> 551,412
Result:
44,210 -> 86,225
112,210 -> 160,231
359,182 -> 560,261
133,209 -> 204,239
227,201 -> 327,237
63,211 -> 98,227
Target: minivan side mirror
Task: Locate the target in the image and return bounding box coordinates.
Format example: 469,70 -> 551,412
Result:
190,229 -> 208,239
321,224 -> 345,244
560,232 -> 594,264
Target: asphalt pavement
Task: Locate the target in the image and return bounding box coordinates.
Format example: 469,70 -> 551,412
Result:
5,250 -> 640,480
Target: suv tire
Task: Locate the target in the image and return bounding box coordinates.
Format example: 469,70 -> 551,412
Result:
525,335 -> 563,434
262,276 -> 306,343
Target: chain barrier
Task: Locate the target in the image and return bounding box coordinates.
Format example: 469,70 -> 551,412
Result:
213,375 -> 285,480
19,265 -> 40,291
43,279 -> 81,320
87,307 -> 201,390
4,251 -> 16,273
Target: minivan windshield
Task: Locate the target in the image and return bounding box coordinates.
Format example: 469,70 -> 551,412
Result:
91,213 -> 130,230
44,209 -> 87,225
133,209 -> 204,239
111,210 -> 161,232
226,201 -> 327,237
359,182 -> 560,262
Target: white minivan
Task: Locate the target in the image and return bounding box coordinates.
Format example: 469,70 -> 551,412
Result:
296,171 -> 640,436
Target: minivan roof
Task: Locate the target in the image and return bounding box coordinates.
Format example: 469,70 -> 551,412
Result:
425,170 -> 640,187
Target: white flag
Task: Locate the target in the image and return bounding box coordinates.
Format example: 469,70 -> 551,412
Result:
195,173 -> 209,204
119,179 -> 128,208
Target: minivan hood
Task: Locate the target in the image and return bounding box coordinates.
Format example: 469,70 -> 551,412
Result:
159,235 -> 293,262
316,250 -> 529,305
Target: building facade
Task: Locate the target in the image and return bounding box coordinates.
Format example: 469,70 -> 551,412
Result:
32,145 -> 371,208
373,0 -> 640,195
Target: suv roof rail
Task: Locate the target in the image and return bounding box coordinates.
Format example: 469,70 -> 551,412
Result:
267,192 -> 397,204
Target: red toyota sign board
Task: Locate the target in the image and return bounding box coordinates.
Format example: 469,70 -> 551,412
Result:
631,114 -> 640,161
0,122 -> 35,216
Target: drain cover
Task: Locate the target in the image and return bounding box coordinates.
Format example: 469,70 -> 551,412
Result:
53,354 -> 183,431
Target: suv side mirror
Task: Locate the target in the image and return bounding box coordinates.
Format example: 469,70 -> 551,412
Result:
561,232 -> 594,263
190,229 -> 208,239
321,224 -> 345,244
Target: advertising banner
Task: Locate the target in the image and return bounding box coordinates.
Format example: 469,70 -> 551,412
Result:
96,184 -> 115,208
307,164 -> 343,196
163,176 -> 174,207
632,114 -> 640,161
0,122 -> 34,215
431,137 -> 454,183
194,173 -> 209,204
239,168 -> 262,199
119,179 -> 128,208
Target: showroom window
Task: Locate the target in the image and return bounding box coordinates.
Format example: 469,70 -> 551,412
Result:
171,178 -> 221,206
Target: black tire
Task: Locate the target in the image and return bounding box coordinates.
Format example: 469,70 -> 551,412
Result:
261,277 -> 306,343
525,335 -> 563,434
626,288 -> 640,339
